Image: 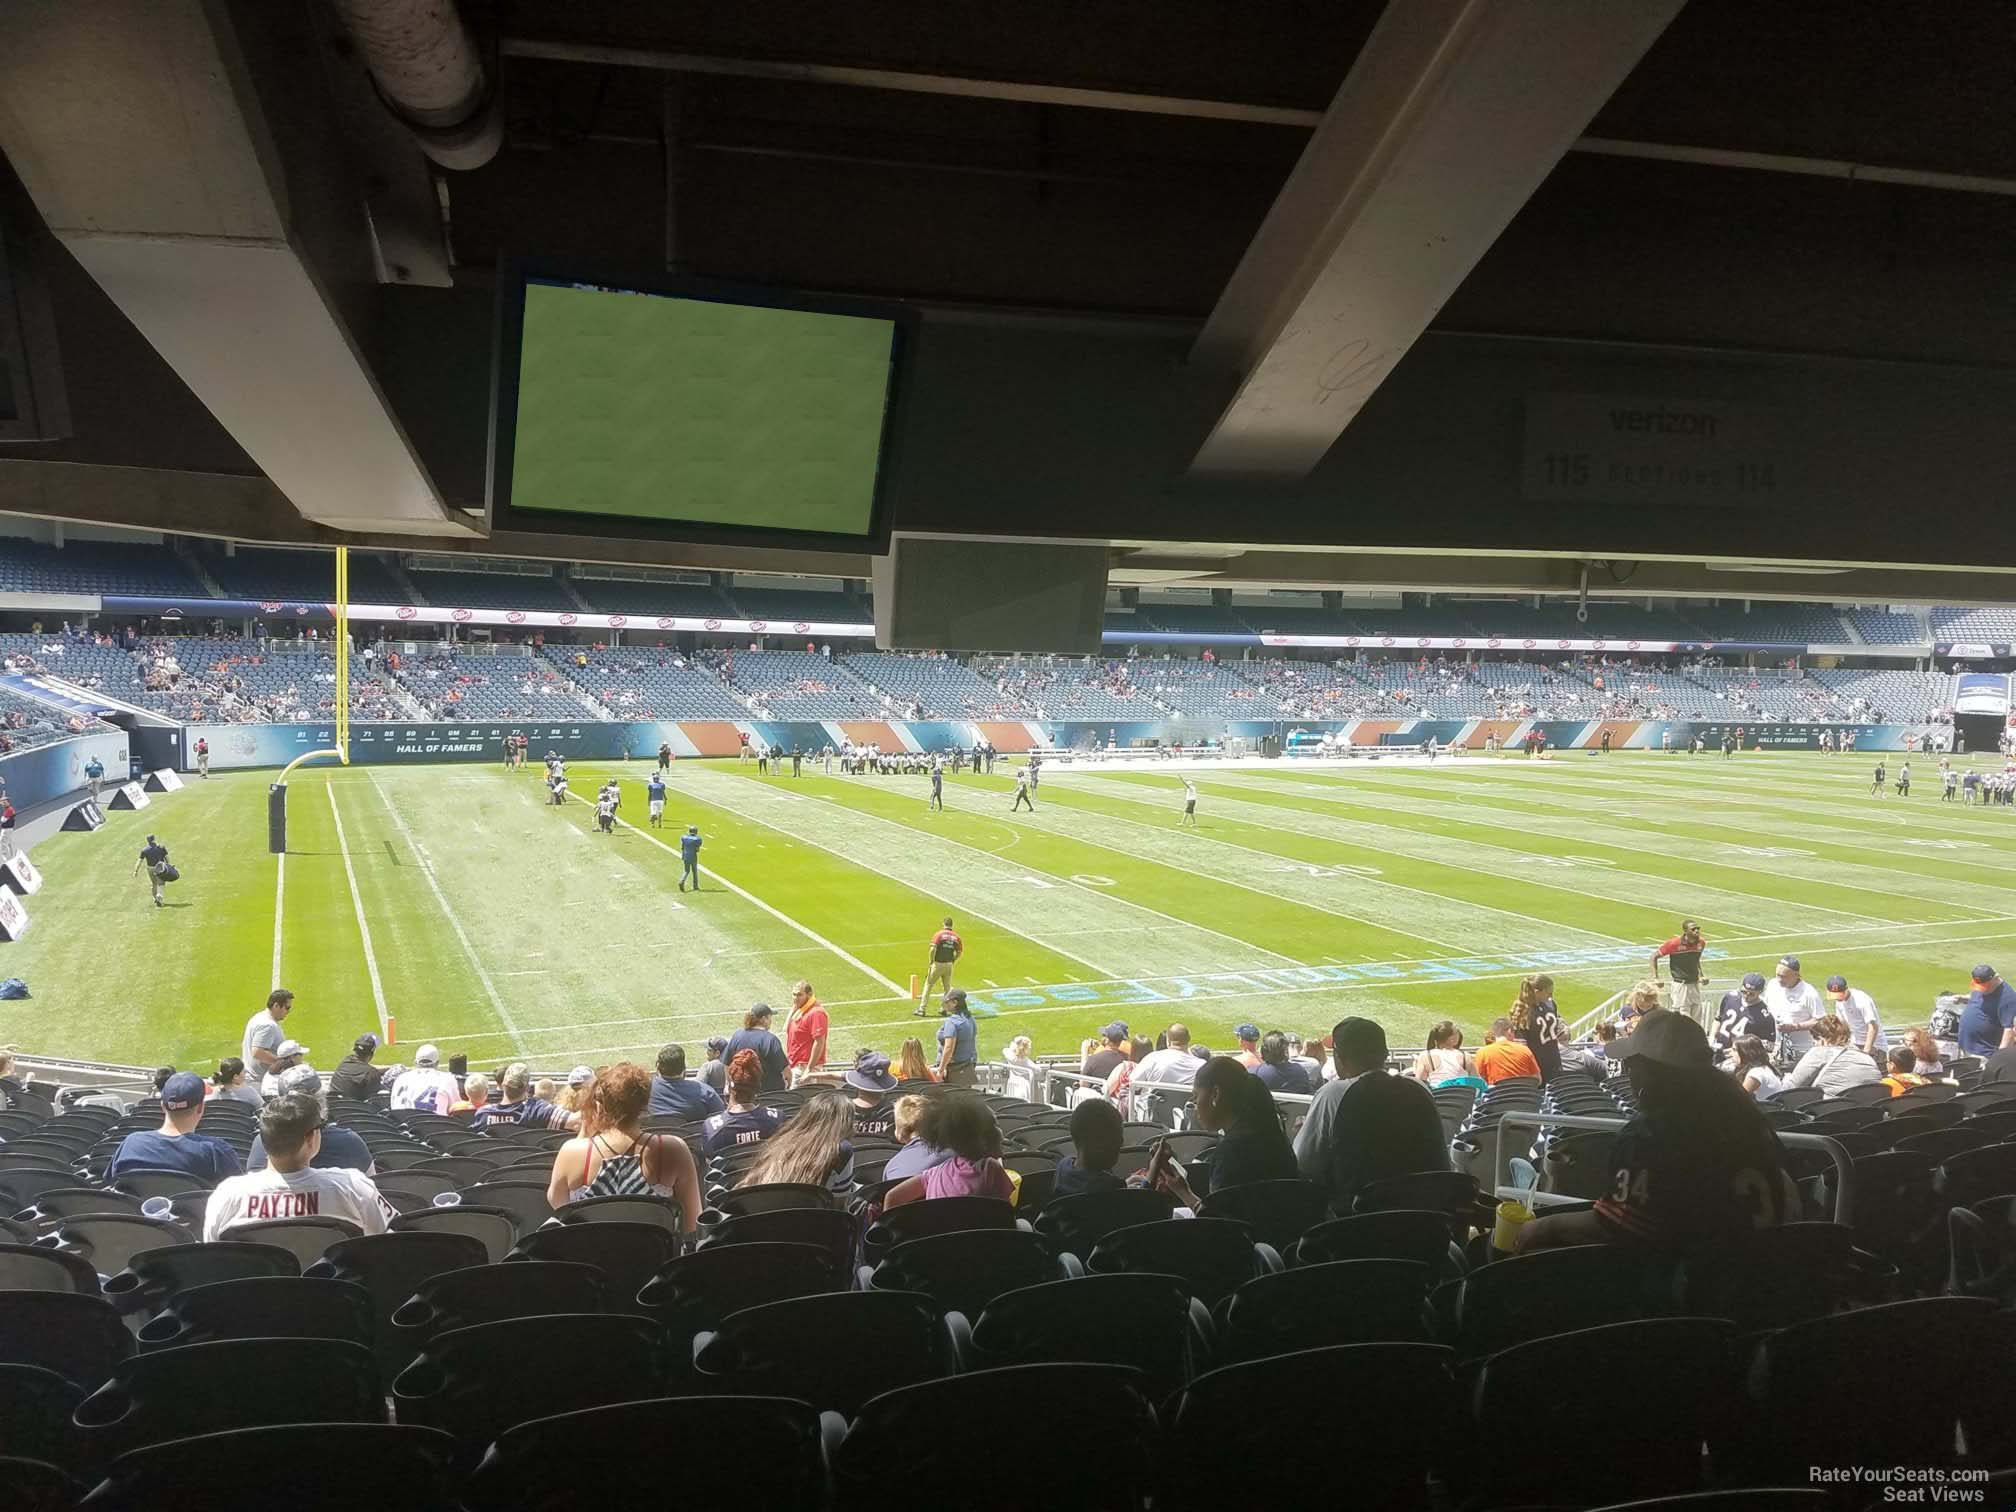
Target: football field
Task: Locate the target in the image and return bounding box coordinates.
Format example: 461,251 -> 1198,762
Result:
8,752 -> 2015,1072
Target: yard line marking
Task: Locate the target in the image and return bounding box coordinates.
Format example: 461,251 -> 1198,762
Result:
367,771 -> 528,1050
984,978 -> 1000,987
564,790 -> 906,996
270,851 -> 285,990
324,782 -> 389,1038
501,969 -> 549,978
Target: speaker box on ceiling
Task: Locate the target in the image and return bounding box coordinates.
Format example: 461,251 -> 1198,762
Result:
873,536 -> 1108,654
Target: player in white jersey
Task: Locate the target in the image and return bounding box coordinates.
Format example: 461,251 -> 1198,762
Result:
1179,778 -> 1198,827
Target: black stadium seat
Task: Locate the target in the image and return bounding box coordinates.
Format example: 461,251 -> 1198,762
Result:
694,1289 -> 953,1417
136,1275 -> 374,1351
1215,1259 -> 1434,1359
1292,1209 -> 1467,1278
698,1206 -> 860,1285
508,1220 -> 676,1314
79,1423 -> 459,1512
0,1455 -> 80,1512
0,1240 -> 102,1294
1030,1187 -> 1176,1256
306,1230 -> 491,1379
863,1228 -> 1065,1319
100,1240 -> 299,1319
1435,1243 -> 1663,1358
1088,1217 -> 1275,1305
391,1261 -> 607,1348
0,1289 -> 132,1387
637,1242 -> 839,1370
954,1273 -> 1206,1400
0,1364 -> 86,1473
390,1204 -> 519,1263
1196,1178 -> 1332,1252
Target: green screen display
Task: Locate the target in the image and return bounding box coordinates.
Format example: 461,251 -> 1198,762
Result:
508,280 -> 899,535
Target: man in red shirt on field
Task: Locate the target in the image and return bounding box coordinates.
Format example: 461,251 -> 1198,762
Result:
1650,919 -> 1708,1024
783,979 -> 828,1084
916,916 -> 963,1017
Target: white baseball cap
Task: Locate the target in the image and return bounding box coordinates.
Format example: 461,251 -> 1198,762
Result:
414,1043 -> 441,1067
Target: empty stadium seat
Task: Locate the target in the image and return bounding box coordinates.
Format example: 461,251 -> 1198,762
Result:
1215,1259 -> 1434,1359
0,1289 -> 131,1387
0,1240 -> 102,1294
1195,1177 -> 1332,1253
41,1214 -> 190,1279
1087,1217 -> 1275,1305
305,1230 -> 491,1379
389,1205 -> 519,1264
1291,1209 -> 1467,1277
100,1240 -> 299,1319
863,1228 -> 1066,1319
694,1289 -> 953,1417
699,1206 -> 860,1285
390,1261 -> 607,1350
135,1275 -> 373,1352
953,1273 -> 1206,1399
0,1364 -> 86,1473
80,1422 -> 458,1512
508,1221 -> 676,1315
637,1242 -> 838,1371
1031,1187 -> 1176,1257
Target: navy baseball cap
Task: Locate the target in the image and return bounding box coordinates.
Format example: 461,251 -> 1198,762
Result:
1100,1021 -> 1129,1040
1234,1023 -> 1261,1042
160,1071 -> 207,1111
1825,975 -> 1850,997
1974,964 -> 1998,983
1778,955 -> 1800,973
352,1033 -> 379,1055
1741,972 -> 1767,991
705,1035 -> 729,1053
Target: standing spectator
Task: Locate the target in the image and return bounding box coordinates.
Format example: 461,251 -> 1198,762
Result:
1517,1011 -> 1795,1252
1712,973 -> 1776,1060
1825,975 -> 1887,1060
329,1033 -> 384,1104
783,980 -> 829,1084
845,1051 -> 899,1137
1150,1056 -> 1297,1202
894,1038 -> 938,1084
1254,1031 -> 1311,1095
1648,920 -> 1708,1023
1782,1015 -> 1883,1095
725,1004 -> 789,1093
1293,1018 -> 1448,1211
884,1094 -> 1011,1208
934,988 -> 979,1087
1476,1018 -> 1542,1084
389,1044 -> 459,1114
241,989 -> 294,1080
649,1044 -> 725,1120
1731,1036 -> 1785,1101
1959,963 -> 2016,1058
742,1092 -> 857,1194
107,1071 -> 242,1184
698,1035 -> 731,1098
203,1094 -> 395,1239
1765,956 -> 1825,1064
1053,1099 -> 1127,1197
1231,1024 -> 1263,1070
702,1050 -> 785,1158
999,1036 -> 1040,1100
545,1063 -> 700,1229
1511,975 -> 1567,1082
248,1066 -> 372,1173
210,1057 -> 262,1108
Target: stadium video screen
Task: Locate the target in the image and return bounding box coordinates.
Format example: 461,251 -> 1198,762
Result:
491,268 -> 908,548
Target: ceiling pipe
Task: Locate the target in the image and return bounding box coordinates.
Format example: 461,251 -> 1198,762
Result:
332,0 -> 501,169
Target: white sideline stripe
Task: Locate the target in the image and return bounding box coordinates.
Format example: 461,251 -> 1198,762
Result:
563,790 -> 906,997
324,782 -> 389,1038
662,775 -> 1123,981
368,771 -> 529,1049
270,851 -> 285,991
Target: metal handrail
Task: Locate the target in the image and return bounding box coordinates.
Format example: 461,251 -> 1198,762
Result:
1490,1110 -> 1854,1226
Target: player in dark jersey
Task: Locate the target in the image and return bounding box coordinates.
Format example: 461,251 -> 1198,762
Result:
1516,1010 -> 1795,1254
135,834 -> 172,907
657,741 -> 672,772
928,758 -> 944,811
1871,761 -> 1886,797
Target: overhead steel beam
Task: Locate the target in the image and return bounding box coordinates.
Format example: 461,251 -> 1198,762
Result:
1186,0 -> 1684,480
0,0 -> 470,536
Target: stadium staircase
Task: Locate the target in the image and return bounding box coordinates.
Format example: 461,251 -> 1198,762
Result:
170,541 -> 226,600
558,573 -> 596,614
384,558 -> 429,607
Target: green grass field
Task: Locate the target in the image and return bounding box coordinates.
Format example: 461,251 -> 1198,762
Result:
7,752 -> 2012,1073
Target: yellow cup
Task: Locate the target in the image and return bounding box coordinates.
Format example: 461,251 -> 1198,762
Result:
1492,1198 -> 1535,1252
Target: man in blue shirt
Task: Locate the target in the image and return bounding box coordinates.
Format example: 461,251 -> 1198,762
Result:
646,772 -> 668,829
107,1071 -> 243,1185
649,1043 -> 725,1119
679,824 -> 702,891
84,755 -> 105,804
934,987 -> 979,1087
246,1065 -> 373,1173
1959,963 -> 2016,1057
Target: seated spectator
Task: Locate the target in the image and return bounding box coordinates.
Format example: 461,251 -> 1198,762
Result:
1904,1027 -> 1948,1080
1518,1010 -> 1796,1252
452,1072 -> 490,1117
999,1035 -> 1039,1099
553,1065 -> 596,1118
1881,1047 -> 1930,1097
1101,1035 -> 1154,1106
649,1043 -> 726,1120
258,1039 -> 311,1098
742,1091 -> 856,1194
1131,1023 -> 1204,1095
895,1037 -> 938,1083
1615,980 -> 1663,1034
725,1004 -> 789,1093
884,1094 -> 1012,1208
247,1066 -> 372,1173
845,1051 -> 898,1137
545,1063 -> 700,1229
1408,1021 -> 1475,1087
1053,1099 -> 1126,1198
1293,1017 -> 1448,1211
107,1070 -> 243,1184
1080,1022 -> 1131,1082
1730,1036 -> 1785,1101
1291,1032 -> 1328,1087
203,1094 -> 395,1239
698,1035 -> 731,1097
1253,1031 -> 1311,1095
0,1047 -> 23,1104
882,1094 -> 952,1180
388,1042 -> 459,1113
1784,1014 -> 1884,1095
702,1049 -> 785,1158
1231,1024 -> 1263,1070
1475,1018 -> 1542,1084
210,1056 -> 263,1107
473,1062 -> 578,1131
329,1033 -> 384,1103
1152,1055 -> 1297,1204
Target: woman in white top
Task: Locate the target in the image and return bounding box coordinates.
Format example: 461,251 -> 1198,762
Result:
210,1057 -> 264,1107
545,1063 -> 700,1233
999,1036 -> 1040,1100
1409,1021 -> 1473,1085
1784,1015 -> 1883,1097
1730,1036 -> 1786,1101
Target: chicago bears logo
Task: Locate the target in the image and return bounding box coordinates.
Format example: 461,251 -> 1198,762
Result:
703,618 -> 722,631
607,615 -> 627,628
396,606 -> 418,620
260,601 -> 281,614
558,613 -> 577,625
506,611 -> 526,624
452,608 -> 472,622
